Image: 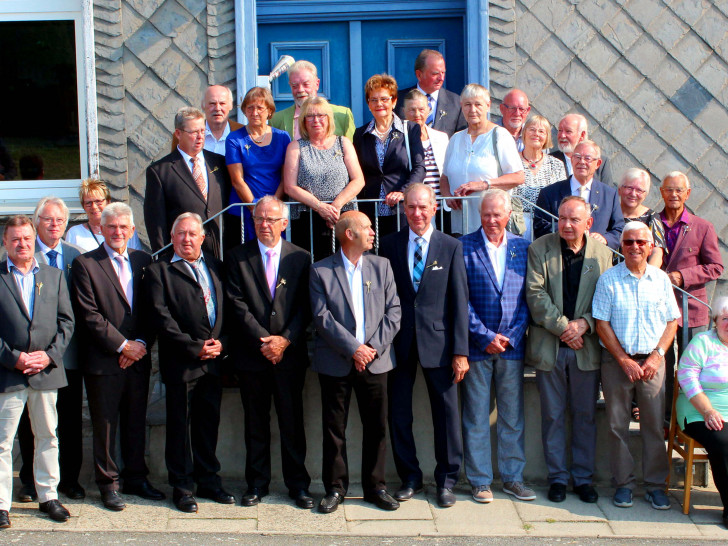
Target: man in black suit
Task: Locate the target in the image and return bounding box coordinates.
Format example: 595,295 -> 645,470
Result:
550,114 -> 613,186
146,213 -> 233,513
379,183 -> 469,508
534,141 -> 624,249
226,196 -> 313,510
71,203 -> 165,511
145,106 -> 230,258
394,49 -> 466,137
0,215 -> 75,528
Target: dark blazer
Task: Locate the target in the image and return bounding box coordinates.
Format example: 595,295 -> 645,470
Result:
226,239 -> 311,372
71,245 -> 153,376
394,87 -> 466,137
533,177 -> 624,249
145,149 -> 230,258
550,150 -> 614,188
145,252 -> 225,384
353,119 -> 426,201
0,261 -> 73,393
379,228 -> 469,368
661,210 -> 724,328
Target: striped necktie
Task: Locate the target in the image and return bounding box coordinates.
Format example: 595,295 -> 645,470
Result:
412,237 -> 425,292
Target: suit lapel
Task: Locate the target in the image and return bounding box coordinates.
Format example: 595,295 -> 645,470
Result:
394,230 -> 416,298
97,249 -> 130,308
575,237 -> 599,311
417,230 -> 440,290
170,151 -> 207,206
362,256 -> 375,339
0,263 -> 31,321
670,213 -> 691,258
30,267 -> 49,322
272,242 -> 293,305
203,151 -> 220,210
332,252 -> 356,317
475,228 -> 501,294
251,244 -> 273,303
502,233 -> 518,291
544,237 -> 564,311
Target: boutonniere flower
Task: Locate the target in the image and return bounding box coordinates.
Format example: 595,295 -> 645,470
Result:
276,278 -> 286,290
426,260 -> 439,269
36,282 -> 43,295
591,204 -> 599,212
244,144 -> 251,153
683,225 -> 691,236
209,166 -> 219,173
583,265 -> 594,276
510,250 -> 517,259
391,132 -> 400,141
438,110 -> 447,120
365,281 -> 372,293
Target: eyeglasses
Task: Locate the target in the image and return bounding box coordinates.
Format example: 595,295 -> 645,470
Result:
622,239 -> 650,247
501,104 -> 529,114
661,187 -> 687,195
621,186 -> 646,196
38,216 -> 66,225
181,129 -> 206,136
83,199 -> 106,208
305,113 -> 328,120
526,126 -> 547,136
368,97 -> 392,105
252,216 -> 284,225
572,153 -> 598,163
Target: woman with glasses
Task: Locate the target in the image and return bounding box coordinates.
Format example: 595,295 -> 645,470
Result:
353,74 -> 425,238
65,178 -> 142,252
617,168 -> 664,267
282,97 -> 364,259
225,87 -> 291,245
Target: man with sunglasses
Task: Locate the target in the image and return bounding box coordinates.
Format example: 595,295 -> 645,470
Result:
593,221 -> 680,511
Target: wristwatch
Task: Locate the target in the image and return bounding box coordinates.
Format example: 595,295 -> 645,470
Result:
653,347 -> 666,357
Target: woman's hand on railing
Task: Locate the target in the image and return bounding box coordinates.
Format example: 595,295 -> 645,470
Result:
454,180 -> 488,196
316,202 -> 340,227
384,191 -> 404,207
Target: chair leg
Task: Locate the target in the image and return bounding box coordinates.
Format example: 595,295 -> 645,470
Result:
666,439 -> 674,494
684,443 -> 694,515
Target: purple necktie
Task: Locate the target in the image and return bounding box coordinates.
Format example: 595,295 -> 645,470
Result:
115,255 -> 131,307
265,249 -> 276,298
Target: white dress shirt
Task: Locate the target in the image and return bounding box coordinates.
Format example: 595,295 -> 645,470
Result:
407,224 -> 434,281
570,175 -> 592,203
177,146 -> 209,195
204,120 -> 231,155
482,229 -> 507,290
36,237 -> 64,269
342,249 -> 366,344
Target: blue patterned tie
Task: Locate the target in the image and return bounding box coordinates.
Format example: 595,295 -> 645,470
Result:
426,94 -> 436,126
192,260 -> 216,327
412,237 -> 424,292
46,249 -> 59,269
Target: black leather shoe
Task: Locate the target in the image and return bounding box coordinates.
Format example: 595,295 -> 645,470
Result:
0,509 -> 10,529
17,483 -> 37,503
364,490 -> 399,511
394,483 -> 423,501
173,489 -> 198,513
197,487 -> 235,505
39,499 -> 70,522
241,487 -> 268,507
548,483 -> 567,503
574,484 -> 599,503
437,487 -> 456,508
318,491 -> 344,514
289,489 -> 315,509
101,490 -> 126,511
58,482 -> 86,500
122,480 -> 166,501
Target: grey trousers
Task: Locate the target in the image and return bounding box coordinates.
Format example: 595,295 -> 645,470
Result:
536,347 -> 600,487
601,351 -> 668,491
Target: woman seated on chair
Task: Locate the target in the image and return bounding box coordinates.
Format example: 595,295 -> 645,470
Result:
677,296 -> 728,527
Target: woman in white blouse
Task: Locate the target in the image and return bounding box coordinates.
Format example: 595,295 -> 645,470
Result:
440,84 -> 524,236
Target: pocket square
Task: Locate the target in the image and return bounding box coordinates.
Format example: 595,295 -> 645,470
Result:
431,265 -> 443,271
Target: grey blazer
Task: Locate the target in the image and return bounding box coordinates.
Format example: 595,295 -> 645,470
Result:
309,252 -> 401,377
0,260 -> 74,393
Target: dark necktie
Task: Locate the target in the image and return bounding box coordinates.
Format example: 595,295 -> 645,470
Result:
46,249 -> 59,269
412,237 -> 425,292
426,94 -> 436,126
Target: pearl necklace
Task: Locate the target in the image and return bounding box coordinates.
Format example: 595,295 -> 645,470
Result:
373,124 -> 392,141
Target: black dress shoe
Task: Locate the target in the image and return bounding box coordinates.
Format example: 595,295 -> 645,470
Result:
394,483 -> 423,501
548,483 -> 567,503
241,487 -> 268,507
58,482 -> 86,500
39,499 -> 70,522
364,490 -> 399,511
318,491 -> 344,514
289,489 -> 315,509
197,487 -> 235,505
173,490 -> 198,513
122,480 -> 166,501
437,487 -> 456,508
0,509 -> 10,529
101,490 -> 126,511
574,484 -> 599,503
17,483 -> 37,503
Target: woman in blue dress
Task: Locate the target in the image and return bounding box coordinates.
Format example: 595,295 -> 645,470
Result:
225,86 -> 291,246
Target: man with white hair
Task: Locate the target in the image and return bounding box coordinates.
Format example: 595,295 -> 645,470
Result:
72,203 -> 164,511
270,60 -> 355,141
593,221 -> 680,510
498,89 -> 530,152
549,113 -> 612,186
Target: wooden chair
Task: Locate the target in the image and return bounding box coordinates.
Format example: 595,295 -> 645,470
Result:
666,370 -> 710,514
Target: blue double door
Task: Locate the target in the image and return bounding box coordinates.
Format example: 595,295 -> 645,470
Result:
257,6 -> 467,127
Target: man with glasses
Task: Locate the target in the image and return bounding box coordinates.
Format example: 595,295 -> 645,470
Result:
534,140 -> 624,249
145,107 -> 230,258
498,89 -> 530,152
593,221 -> 680,510
549,114 -> 613,186
658,171 -> 724,414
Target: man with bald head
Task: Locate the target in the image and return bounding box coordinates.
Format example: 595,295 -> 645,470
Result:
310,211 -> 401,514
499,89 -> 530,152
549,114 -> 612,186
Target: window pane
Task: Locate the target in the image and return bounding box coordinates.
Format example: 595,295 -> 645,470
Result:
0,20 -> 81,181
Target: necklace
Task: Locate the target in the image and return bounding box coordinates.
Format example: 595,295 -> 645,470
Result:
248,127 -> 267,144
522,151 -> 544,169
373,123 -> 391,141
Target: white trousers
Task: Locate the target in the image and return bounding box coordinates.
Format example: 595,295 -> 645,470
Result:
0,388 -> 59,510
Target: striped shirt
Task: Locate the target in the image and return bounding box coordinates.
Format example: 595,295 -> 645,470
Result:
677,329 -> 728,424
421,140 -> 441,196
8,257 -> 40,319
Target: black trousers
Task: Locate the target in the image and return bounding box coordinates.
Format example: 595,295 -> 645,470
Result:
18,368 -> 84,487
684,420 -> 728,514
165,373 -> 223,494
237,365 -> 310,492
388,347 -> 462,489
319,368 -> 389,496
84,368 -> 150,492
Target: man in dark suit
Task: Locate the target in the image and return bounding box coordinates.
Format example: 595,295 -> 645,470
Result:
534,140 -> 624,249
550,114 -> 613,186
0,215 -> 74,528
226,196 -> 313,510
16,198 -> 85,504
394,49 -> 466,137
310,211 -> 401,514
145,106 -> 230,258
146,212 -> 233,513
71,202 -> 165,511
379,184 -> 469,508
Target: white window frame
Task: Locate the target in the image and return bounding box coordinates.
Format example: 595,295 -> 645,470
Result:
0,0 -> 98,214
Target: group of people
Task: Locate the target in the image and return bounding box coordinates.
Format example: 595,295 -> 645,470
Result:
1,48 -> 727,530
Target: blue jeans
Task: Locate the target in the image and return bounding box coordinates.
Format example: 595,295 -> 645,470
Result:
462,357 -> 525,486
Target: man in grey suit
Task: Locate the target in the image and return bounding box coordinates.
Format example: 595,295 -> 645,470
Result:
525,196 -> 613,504
309,211 -> 401,514
0,215 -> 75,528
16,198 -> 85,504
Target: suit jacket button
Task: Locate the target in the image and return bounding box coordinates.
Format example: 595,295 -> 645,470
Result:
271,310 -> 277,316
414,303 -> 417,308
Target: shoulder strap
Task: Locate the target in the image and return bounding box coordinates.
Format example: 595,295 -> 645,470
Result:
403,120 -> 412,171
492,126 -> 503,177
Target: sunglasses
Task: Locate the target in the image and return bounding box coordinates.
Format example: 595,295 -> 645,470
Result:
622,239 -> 650,247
